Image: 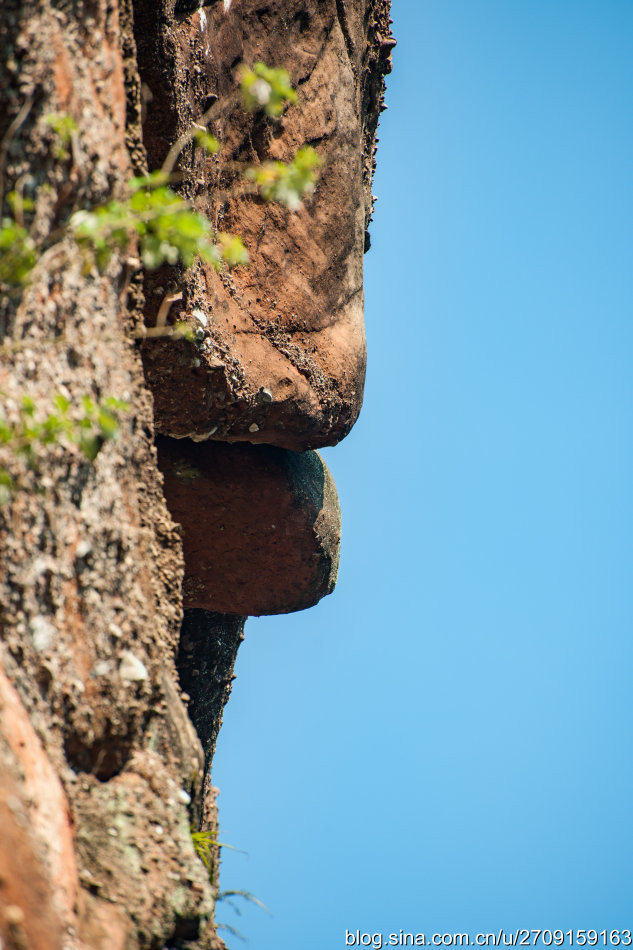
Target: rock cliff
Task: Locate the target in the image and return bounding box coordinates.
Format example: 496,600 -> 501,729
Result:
0,1 -> 393,947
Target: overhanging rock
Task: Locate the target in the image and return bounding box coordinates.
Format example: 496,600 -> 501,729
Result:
134,0 -> 394,450
157,436 -> 341,616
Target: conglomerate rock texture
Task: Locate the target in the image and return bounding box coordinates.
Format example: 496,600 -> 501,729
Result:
0,0 -> 393,947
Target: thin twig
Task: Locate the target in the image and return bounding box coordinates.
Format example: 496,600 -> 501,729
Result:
207,183 -> 259,204
218,890 -> 271,914
156,291 -> 183,328
130,324 -> 188,341
0,96 -> 34,214
160,90 -> 241,179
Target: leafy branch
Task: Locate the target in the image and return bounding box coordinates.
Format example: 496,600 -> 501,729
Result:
0,62 -> 321,500
239,62 -> 297,116
0,393 -> 129,504
0,62 -> 320,290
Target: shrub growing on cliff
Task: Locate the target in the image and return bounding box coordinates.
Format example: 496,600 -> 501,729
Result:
71,177 -> 249,273
0,393 -> 129,504
0,63 -> 320,289
239,61 -> 297,116
0,63 -> 320,500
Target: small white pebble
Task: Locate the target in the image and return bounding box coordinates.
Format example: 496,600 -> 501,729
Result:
30,616 -> 54,652
30,556 -> 50,577
76,540 -> 92,559
250,78 -> 270,107
93,660 -> 112,677
119,651 -> 148,682
107,827 -> 118,837
192,308 -> 207,326
249,423 -> 259,433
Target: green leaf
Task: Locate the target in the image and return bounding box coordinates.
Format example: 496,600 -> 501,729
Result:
0,217 -> 37,286
102,397 -> 130,413
52,394 -> 71,414
0,476 -> 12,506
129,171 -> 169,192
245,146 -> 321,209
40,414 -> 64,443
173,321 -> 196,342
240,62 -> 297,117
97,408 -> 120,440
7,191 -> 35,214
194,130 -> 221,154
79,433 -> 100,461
217,233 -> 249,268
44,113 -> 78,142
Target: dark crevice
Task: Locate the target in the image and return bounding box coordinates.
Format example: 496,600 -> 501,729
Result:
130,0 -> 180,170
174,0 -> 220,16
177,609 -> 246,776
335,0 -> 357,77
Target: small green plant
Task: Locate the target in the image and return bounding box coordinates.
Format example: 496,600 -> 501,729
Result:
0,63 -> 318,291
246,146 -> 321,210
0,217 -> 36,285
70,174 -> 249,273
0,393 -> 129,503
0,65 -> 318,498
44,113 -> 78,159
193,129 -> 221,154
190,827 -> 269,945
239,62 -> 297,116
191,828 -> 217,874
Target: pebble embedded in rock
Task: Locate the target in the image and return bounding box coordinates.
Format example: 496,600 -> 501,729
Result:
118,651 -> 149,682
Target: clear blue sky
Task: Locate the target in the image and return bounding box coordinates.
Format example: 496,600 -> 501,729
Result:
213,1 -> 633,945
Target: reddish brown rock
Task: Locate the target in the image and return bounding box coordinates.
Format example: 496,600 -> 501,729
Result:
0,1 -> 391,945
134,0 -> 394,450
0,1 -> 221,945
157,436 -> 341,615
0,668 -> 71,950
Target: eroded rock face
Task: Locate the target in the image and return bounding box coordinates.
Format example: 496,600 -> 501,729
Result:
0,668 -> 71,950
0,1 -> 220,945
158,437 -> 341,615
0,1 -> 391,946
134,0 -> 394,450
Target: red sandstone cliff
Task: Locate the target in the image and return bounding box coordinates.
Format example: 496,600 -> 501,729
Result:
0,2 -> 393,946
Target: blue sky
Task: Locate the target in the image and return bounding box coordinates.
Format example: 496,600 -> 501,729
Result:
213,1 -> 633,945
